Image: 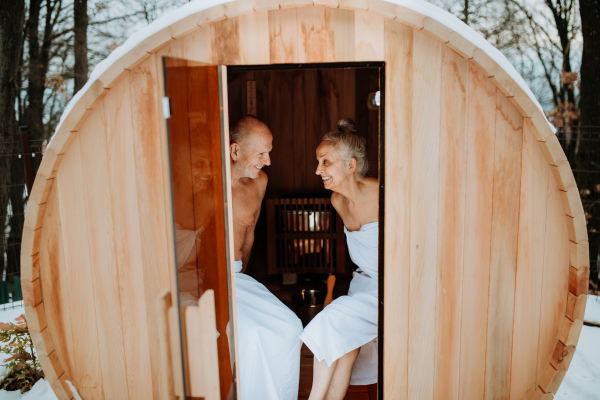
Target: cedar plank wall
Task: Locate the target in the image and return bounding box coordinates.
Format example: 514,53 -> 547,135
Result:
23,4 -> 582,400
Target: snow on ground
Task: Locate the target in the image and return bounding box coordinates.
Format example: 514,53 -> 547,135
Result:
0,379 -> 57,400
0,298 -> 599,399
583,294 -> 600,324
0,304 -> 57,400
556,295 -> 600,400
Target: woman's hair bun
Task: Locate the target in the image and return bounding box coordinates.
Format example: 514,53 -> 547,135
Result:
322,117 -> 369,180
337,117 -> 358,134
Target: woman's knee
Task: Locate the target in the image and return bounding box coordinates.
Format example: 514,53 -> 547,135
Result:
339,347 -> 360,366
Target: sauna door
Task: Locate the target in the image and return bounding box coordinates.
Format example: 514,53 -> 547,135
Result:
162,57 -> 238,400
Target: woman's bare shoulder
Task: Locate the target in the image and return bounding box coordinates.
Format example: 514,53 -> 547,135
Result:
362,177 -> 379,196
330,192 -> 344,210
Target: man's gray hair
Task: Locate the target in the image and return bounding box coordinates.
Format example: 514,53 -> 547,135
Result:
230,115 -> 267,145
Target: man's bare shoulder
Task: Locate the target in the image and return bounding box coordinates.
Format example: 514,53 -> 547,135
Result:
238,170 -> 268,197
250,170 -> 268,195
257,170 -> 268,191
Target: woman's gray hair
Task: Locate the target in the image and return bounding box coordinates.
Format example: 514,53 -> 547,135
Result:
322,118 -> 369,180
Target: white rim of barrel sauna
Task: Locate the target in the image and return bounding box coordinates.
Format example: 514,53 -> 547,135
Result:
20,0 -> 590,398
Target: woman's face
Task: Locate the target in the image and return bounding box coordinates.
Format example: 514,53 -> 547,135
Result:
315,141 -> 352,191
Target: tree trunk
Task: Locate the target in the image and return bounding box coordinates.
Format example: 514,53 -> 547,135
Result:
579,0 -> 600,127
0,0 -> 25,283
546,1 -> 576,107
462,0 -> 470,24
73,0 -> 88,94
0,1 -> 24,143
24,0 -> 44,142
24,0 -> 60,143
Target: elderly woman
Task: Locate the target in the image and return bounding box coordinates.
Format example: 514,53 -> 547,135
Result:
300,118 -> 379,399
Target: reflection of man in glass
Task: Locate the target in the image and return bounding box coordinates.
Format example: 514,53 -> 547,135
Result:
177,140 -> 215,306
192,146 -> 213,192
228,116 -> 303,400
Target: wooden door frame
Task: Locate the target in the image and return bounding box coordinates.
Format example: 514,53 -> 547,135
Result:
229,61 -> 386,398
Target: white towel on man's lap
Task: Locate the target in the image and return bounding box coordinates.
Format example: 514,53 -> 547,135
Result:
232,259 -> 303,400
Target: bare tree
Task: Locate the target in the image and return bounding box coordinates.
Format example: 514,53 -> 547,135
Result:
24,0 -> 71,143
578,0 -> 600,127
0,0 -> 26,285
73,0 -> 88,94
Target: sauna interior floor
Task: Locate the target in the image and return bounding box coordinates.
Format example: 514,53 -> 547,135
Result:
299,345 -> 377,400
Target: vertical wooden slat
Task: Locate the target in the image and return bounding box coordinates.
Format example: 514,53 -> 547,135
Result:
267,200 -> 277,274
409,30 -> 442,400
434,46 -> 468,400
182,26 -> 213,63
156,290 -> 174,400
458,60 -> 496,400
383,18 -> 412,399
103,73 -> 154,400
56,134 -> 104,399
292,198 -> 298,273
269,8 -> 299,64
509,121 -> 550,399
265,71 -> 295,193
341,69 -> 357,120
297,7 -> 355,63
39,183 -> 76,381
301,198 -> 307,272
537,168 -> 570,384
129,54 -> 171,400
277,199 -> 282,274
303,69 -> 324,192
336,199 -> 345,274
79,101 -> 129,400
354,10 -> 385,60
484,92 -> 524,400
292,70 -> 307,190
313,199 -> 324,271
211,17 -> 242,65
284,200 -> 289,270
239,11 -> 270,64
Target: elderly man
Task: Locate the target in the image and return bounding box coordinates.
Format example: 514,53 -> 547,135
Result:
228,116 -> 303,400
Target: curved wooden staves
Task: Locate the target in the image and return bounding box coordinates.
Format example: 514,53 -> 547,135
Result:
20,0 -> 589,399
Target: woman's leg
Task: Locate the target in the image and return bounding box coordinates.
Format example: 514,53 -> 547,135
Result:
308,348 -> 360,400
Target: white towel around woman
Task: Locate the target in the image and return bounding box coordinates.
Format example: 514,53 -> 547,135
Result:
299,222 -> 379,385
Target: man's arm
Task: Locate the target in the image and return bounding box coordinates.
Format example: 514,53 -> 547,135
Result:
240,210 -> 260,272
240,173 -> 267,272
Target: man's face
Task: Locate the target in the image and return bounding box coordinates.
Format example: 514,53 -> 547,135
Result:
232,128 -> 273,179
192,146 -> 213,192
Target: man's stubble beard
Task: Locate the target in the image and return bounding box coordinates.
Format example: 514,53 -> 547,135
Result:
234,161 -> 259,179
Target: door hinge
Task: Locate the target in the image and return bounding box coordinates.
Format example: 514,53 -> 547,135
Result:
162,97 -> 171,119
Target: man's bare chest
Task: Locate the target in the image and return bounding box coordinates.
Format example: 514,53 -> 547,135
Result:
232,187 -> 262,228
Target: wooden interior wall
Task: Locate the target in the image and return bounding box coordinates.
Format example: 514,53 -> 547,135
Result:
23,4 -> 585,400
227,68 -> 379,279
227,68 -> 379,195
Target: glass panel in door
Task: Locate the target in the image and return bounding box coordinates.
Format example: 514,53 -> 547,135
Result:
163,57 -> 237,400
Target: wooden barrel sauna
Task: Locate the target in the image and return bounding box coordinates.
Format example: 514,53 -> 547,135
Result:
20,0 -> 590,399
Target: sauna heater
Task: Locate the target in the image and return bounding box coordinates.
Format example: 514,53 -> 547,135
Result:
266,197 -> 346,275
